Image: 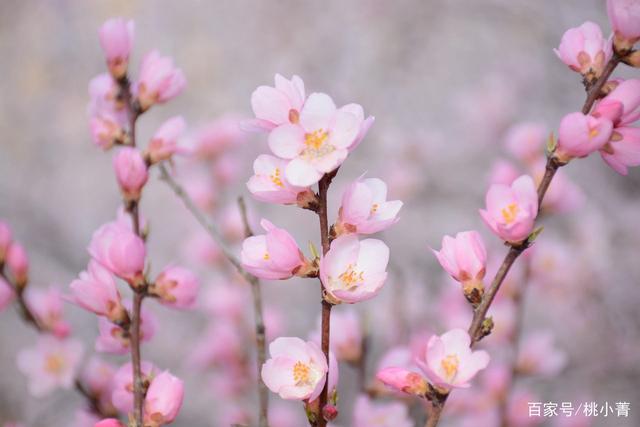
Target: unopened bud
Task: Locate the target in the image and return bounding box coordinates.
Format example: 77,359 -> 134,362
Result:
322,404 -> 338,421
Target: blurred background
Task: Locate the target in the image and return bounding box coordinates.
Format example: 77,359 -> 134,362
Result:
1,0 -> 639,426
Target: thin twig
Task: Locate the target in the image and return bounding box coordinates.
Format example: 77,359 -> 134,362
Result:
425,53 -> 623,427
238,196 -> 269,427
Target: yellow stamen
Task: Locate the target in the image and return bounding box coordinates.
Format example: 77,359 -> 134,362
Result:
292,361 -> 311,384
338,264 -> 365,288
589,127 -> 599,138
370,203 -> 379,215
263,252 -> 270,260
45,354 -> 65,374
501,202 -> 519,224
441,354 -> 459,382
270,168 -> 284,187
304,130 -> 329,150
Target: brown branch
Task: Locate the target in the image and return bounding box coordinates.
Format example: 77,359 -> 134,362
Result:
118,76 -> 146,427
238,197 -> 269,427
425,53 -> 623,427
316,172 -> 335,427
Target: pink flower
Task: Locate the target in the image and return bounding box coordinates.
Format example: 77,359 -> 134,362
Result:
144,371 -> 184,425
112,361 -> 158,413
99,18 -> 134,79
516,331 -> 567,376
504,122 -> 547,163
375,367 -> 428,396
16,336 -> 84,397
593,79 -> 640,127
90,112 -> 127,150
240,219 -> 307,280
113,147 -> 148,202
479,175 -> 539,243
247,74 -> 306,132
25,286 -> 71,338
88,221 -> 146,283
150,265 -> 199,309
146,115 -> 186,164
320,235 -> 389,303
415,329 -> 490,390
261,337 -> 328,401
96,302 -> 156,354
336,177 -> 402,235
607,0 -> 640,50
135,50 -> 186,111
432,231 -> 487,287
0,220 -> 13,261
600,126 -> 640,175
0,276 -> 15,311
6,242 -> 29,285
554,22 -> 612,78
268,93 -> 365,186
556,112 -> 613,161
353,395 -> 413,427
247,154 -> 312,205
88,73 -> 119,114
95,420 -> 124,427
69,260 -> 126,322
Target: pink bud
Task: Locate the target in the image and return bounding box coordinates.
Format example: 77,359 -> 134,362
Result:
337,177 -> 403,235
144,371 -> 184,425
90,113 -> 126,150
88,221 -> 146,283
69,260 -> 126,322
320,235 -> 389,304
6,242 -> 29,286
146,115 -> 186,164
96,303 -> 156,354
25,286 -> 71,338
0,220 -> 12,261
241,219 -> 306,280
95,419 -> 124,427
432,231 -> 487,286
479,175 -> 538,244
376,367 -> 428,396
113,147 -> 148,202
135,50 -> 186,111
556,112 -> 613,161
607,0 -> 640,51
0,276 -> 16,312
151,265 -> 199,309
322,404 -> 338,421
99,18 -> 134,80
415,329 -> 490,390
554,22 -> 612,79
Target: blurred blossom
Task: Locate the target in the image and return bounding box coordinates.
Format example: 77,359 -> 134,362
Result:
517,331 -> 567,376
504,122 -> 547,164
112,361 -> 158,413
25,286 -> 70,338
16,336 -> 84,397
352,395 -> 413,427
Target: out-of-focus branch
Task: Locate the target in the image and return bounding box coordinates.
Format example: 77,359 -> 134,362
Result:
425,53 -> 623,427
238,196 -> 269,427
159,164 -> 270,426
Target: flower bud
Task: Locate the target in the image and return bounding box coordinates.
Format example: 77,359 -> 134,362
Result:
322,404 -> 338,421
6,242 -> 28,288
376,367 -> 429,396
554,22 -> 612,81
150,265 -> 199,309
145,116 -> 186,164
556,112 -> 613,161
99,18 -> 134,80
144,371 -> 184,426
113,147 -> 148,202
135,50 -> 186,111
607,0 -> 640,53
88,222 -> 146,284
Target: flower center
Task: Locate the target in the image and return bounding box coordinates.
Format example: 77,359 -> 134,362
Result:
588,127 -> 600,139
302,129 -> 334,159
288,109 -> 300,124
270,168 -> 284,187
370,203 -> 379,215
501,202 -> 519,224
45,354 -> 65,374
292,361 -> 312,385
441,354 -> 459,382
338,264 -> 365,290
263,252 -> 270,260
